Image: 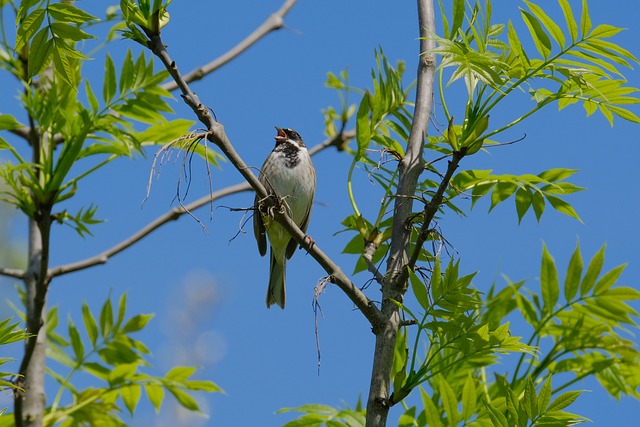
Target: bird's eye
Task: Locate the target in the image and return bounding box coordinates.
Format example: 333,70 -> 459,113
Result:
289,131 -> 300,140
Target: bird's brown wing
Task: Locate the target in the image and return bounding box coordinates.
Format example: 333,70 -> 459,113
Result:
254,194 -> 267,257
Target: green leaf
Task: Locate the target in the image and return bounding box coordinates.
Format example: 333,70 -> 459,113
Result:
603,286 -> 640,300
508,20 -> 530,70
120,49 -> 135,95
68,319 -> 84,361
439,378 -> 459,425
461,374 -> 476,422
431,258 -> 442,302
538,168 -> 577,182
516,292 -> 539,326
515,187 -> 532,223
446,116 -> 459,151
16,8 -> 46,51
540,245 -> 559,314
607,105 -> 640,124
538,377 -> 552,412
47,3 -> 99,23
580,245 -> 605,295
166,366 -> 197,382
0,114 -> 22,131
485,401 -> 508,427
50,22 -> 94,41
521,10 -> 552,59
589,24 -> 622,39
167,386 -> 199,411
81,302 -> 98,347
116,293 -> 127,329
531,190 -> 545,221
51,43 -> 75,87
546,194 -> 582,222
409,269 -> 430,311
546,391 -> 582,412
104,53 -> 117,103
524,1 -> 565,48
145,383 -> 165,412
564,243 -> 583,302
99,297 -> 113,337
121,384 -> 142,415
184,380 -> 223,393
355,93 -> 372,157
421,388 -> 443,427
558,0 -> 578,42
593,264 -> 626,294
85,80 -> 99,113
108,362 -> 137,384
580,0 -> 591,37
523,378 -> 538,419
450,0 -> 465,39
490,181 -> 517,211
28,27 -> 53,79
122,313 -> 154,333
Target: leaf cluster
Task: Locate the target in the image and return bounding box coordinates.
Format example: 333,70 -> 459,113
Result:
0,318 -> 29,405
0,1 -> 213,237
279,403 -> 366,427
394,244 -> 637,426
451,168 -> 584,223
434,0 -> 639,135
3,293 -> 221,425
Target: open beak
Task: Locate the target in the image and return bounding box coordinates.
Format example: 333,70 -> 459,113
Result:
274,126 -> 286,142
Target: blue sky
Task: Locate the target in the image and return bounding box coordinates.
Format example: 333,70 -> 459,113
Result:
1,0 -> 639,426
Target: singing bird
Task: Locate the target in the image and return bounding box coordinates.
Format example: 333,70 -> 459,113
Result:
253,127 -> 316,309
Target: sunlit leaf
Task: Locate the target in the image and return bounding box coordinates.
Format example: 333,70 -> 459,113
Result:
580,244 -> 605,295
540,245 -> 559,314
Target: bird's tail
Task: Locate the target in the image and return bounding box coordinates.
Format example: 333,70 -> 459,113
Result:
266,253 -> 286,309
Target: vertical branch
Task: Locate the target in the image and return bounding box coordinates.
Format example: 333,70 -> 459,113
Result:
365,0 -> 436,426
15,217 -> 50,427
14,68 -> 52,425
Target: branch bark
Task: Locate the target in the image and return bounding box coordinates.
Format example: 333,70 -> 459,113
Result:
365,0 -> 436,425
13,125 -> 53,427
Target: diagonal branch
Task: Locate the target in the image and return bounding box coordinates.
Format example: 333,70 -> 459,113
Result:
141,24 -> 384,325
160,0 -> 298,92
406,151 -> 463,271
46,130 -> 354,279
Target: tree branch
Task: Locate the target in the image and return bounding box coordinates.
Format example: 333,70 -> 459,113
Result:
366,0 -> 436,425
142,25 -> 385,325
46,130 -> 354,279
0,267 -> 25,280
160,0 -> 298,92
406,151 -> 463,270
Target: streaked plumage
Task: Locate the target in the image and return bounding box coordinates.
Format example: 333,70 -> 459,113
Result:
253,127 -> 316,309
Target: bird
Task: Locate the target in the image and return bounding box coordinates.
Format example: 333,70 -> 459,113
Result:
253,127 -> 316,309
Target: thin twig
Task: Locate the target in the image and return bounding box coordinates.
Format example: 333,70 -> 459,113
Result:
0,267 -> 25,280
45,130 -> 354,279
48,183 -> 248,278
363,241 -> 385,284
8,0 -> 299,145
160,0 -> 298,92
